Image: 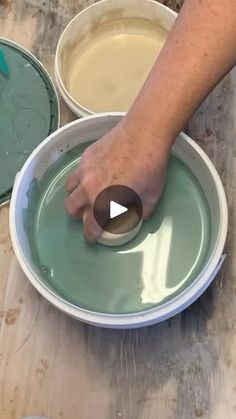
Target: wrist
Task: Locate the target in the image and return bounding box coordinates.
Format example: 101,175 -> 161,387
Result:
120,112 -> 172,161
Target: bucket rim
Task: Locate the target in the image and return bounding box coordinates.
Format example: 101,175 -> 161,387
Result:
9,113 -> 228,328
54,0 -> 177,117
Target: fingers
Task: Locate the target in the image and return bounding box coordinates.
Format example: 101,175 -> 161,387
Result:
142,198 -> 158,221
142,179 -> 166,220
65,168 -> 80,193
64,186 -> 86,220
83,209 -> 103,244
65,183 -> 102,243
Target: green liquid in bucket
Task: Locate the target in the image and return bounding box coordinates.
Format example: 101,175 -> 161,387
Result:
33,145 -> 211,314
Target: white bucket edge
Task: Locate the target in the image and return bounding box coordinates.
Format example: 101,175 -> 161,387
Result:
54,0 -> 177,117
9,113 -> 228,329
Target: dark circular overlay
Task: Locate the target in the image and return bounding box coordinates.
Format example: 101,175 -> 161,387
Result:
93,185 -> 143,235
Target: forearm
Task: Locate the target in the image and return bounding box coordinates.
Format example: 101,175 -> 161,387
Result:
123,0 -> 236,152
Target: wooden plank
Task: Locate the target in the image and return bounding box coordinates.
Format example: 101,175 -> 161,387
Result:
0,1 -> 236,418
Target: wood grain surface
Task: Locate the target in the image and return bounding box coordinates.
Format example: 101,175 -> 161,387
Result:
0,1 -> 236,418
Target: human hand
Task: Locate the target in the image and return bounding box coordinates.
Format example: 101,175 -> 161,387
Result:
64,117 -> 170,243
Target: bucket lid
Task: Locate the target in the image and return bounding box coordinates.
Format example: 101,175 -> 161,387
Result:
0,38 -> 60,206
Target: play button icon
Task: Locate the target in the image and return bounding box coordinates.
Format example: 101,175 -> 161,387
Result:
93,185 -> 143,235
110,201 -> 128,219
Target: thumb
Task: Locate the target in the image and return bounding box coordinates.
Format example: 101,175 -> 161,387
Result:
83,209 -> 103,244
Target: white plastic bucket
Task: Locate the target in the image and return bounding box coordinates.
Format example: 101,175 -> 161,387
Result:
10,113 -> 228,328
55,0 -> 177,117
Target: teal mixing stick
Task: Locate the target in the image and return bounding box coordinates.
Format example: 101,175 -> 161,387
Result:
0,48 -> 9,77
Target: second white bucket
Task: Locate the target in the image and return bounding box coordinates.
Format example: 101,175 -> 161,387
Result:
55,0 -> 177,116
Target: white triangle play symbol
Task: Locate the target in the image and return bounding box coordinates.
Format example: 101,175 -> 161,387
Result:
110,200 -> 128,219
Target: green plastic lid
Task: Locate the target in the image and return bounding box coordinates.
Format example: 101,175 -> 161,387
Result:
0,38 -> 60,206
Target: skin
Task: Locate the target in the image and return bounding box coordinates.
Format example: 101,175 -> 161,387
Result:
65,0 -> 236,243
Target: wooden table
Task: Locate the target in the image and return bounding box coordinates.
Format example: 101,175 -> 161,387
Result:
1,1 -> 236,418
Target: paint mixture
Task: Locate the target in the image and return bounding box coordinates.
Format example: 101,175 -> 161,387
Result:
0,39 -> 58,203
64,19 -> 167,112
31,144 -> 211,314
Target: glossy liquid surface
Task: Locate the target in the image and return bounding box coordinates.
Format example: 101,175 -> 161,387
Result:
34,146 -> 211,314
65,19 -> 167,112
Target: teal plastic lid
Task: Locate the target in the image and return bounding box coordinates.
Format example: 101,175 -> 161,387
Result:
0,38 -> 60,206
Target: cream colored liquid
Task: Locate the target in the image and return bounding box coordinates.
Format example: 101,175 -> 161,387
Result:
66,22 -> 167,112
